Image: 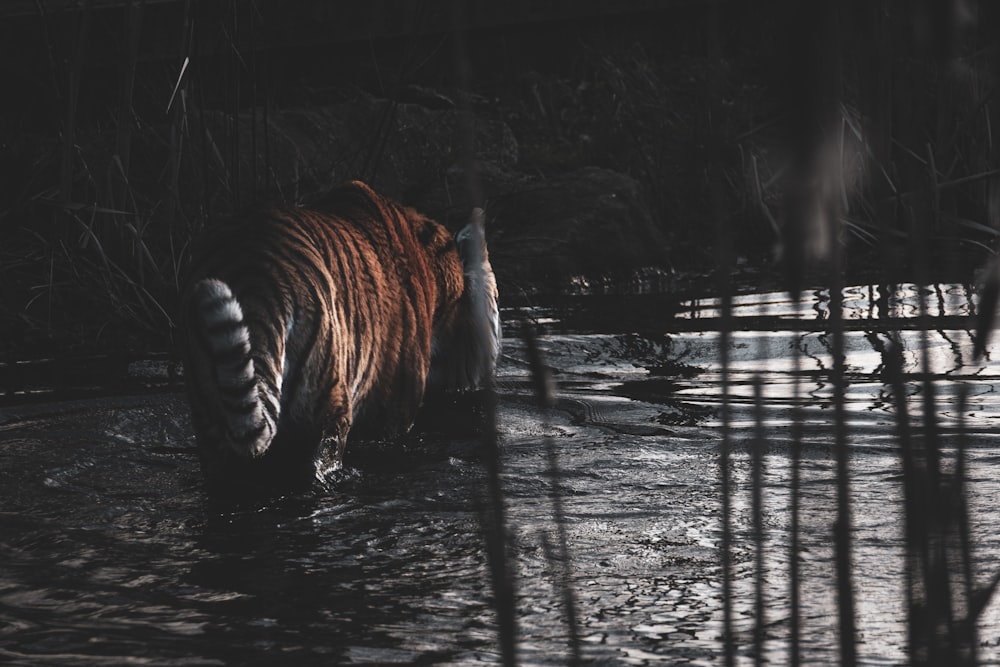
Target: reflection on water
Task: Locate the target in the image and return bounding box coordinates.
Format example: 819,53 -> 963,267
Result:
2,284 -> 1000,664
676,282 -> 977,321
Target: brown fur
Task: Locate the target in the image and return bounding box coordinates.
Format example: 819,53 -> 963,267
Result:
180,181 -> 475,493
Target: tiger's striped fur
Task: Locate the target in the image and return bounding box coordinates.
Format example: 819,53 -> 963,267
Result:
180,181 -> 499,492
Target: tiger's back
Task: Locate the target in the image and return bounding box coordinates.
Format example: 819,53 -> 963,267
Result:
181,181 -> 491,492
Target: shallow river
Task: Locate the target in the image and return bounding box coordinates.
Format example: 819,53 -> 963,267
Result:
3,283 -> 1000,665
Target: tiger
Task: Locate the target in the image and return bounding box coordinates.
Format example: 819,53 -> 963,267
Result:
180,180 -> 500,495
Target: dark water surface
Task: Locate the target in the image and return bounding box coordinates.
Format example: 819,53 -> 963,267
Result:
3,283 -> 1000,665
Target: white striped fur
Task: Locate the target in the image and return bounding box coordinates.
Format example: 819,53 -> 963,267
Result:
191,278 -> 277,458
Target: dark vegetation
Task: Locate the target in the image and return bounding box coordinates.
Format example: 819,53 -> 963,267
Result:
3,1 -> 997,363
4,1 -> 1000,665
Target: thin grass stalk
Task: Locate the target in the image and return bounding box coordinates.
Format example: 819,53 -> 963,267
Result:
114,0 -> 143,186
703,5 -> 735,663
885,326 -> 933,665
228,0 -> 241,210
32,0 -> 61,111
713,177 -> 735,667
166,84 -> 187,231
788,2 -> 859,659
254,0 -> 272,198
915,145 -> 950,662
542,442 -> 581,665
45,250 -> 54,332
451,5 -> 515,664
165,0 -> 194,233
954,386 -> 977,664
858,0 -> 893,199
3,342 -> 21,399
248,1 -> 258,204
787,297 -> 804,667
361,100 -> 398,186
527,323 -> 582,666
712,168 -> 735,662
920,146 -> 942,488
829,227 -> 858,667
746,250 -> 777,664
751,376 -> 766,666
919,144 -> 955,663
479,368 -> 513,667
59,0 -> 93,203
191,0 -> 213,224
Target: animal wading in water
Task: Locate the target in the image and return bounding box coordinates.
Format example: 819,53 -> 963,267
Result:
180,181 -> 500,493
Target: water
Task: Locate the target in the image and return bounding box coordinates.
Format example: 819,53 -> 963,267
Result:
3,283 -> 1000,665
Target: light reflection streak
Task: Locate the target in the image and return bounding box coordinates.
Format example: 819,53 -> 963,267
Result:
675,283 -> 977,322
